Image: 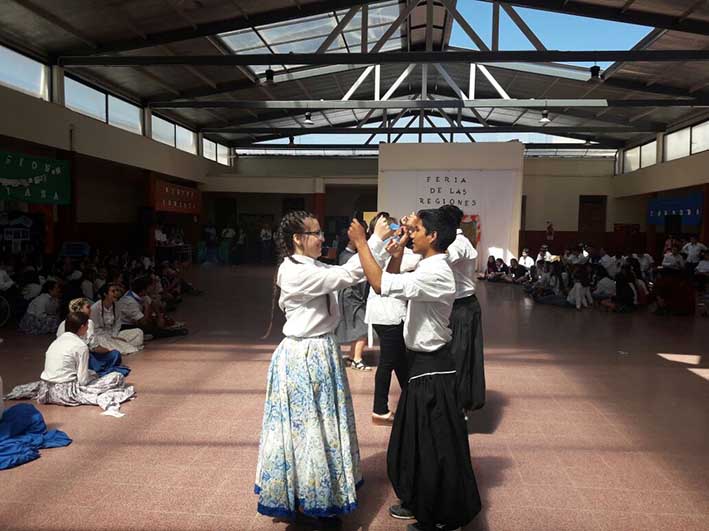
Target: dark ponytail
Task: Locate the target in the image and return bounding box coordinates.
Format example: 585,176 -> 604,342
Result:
262,210 -> 315,338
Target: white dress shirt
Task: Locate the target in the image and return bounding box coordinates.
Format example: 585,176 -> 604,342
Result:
380,253 -> 456,352
365,249 -> 421,326
278,236 -> 385,338
634,253 -> 654,273
117,291 -> 145,326
661,253 -> 684,270
90,301 -> 122,336
56,319 -> 99,350
695,260 -> 709,274
41,332 -> 95,385
25,293 -> 59,318
519,256 -> 534,269
682,242 -> 707,263
599,254 -> 618,278
446,229 -> 478,299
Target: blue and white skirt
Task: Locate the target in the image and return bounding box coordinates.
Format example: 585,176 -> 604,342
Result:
255,334 -> 362,518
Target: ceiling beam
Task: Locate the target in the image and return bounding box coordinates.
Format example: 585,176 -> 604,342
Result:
201,125 -> 659,134
233,142 -> 621,150
478,0 -> 709,37
58,50 -> 709,67
11,0 -> 97,49
58,0 -> 384,56
150,98 -> 707,110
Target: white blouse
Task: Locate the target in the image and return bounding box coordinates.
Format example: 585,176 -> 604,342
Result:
380,253 -> 456,352
278,236 -> 386,338
41,332 -> 94,385
446,229 -> 478,299
90,300 -> 121,337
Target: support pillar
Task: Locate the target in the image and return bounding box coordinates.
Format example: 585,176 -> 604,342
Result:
313,178 -> 326,226
646,192 -> 658,257
51,65 -> 64,105
700,183 -> 709,244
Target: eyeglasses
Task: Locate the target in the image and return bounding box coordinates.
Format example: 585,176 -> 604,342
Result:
300,231 -> 324,238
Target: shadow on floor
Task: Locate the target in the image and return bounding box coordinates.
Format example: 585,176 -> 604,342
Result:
466,389 -> 507,435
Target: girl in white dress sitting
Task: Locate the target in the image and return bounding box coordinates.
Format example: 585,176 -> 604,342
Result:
90,284 -> 144,355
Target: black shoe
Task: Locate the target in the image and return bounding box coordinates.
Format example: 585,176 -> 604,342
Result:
390,504 -> 416,520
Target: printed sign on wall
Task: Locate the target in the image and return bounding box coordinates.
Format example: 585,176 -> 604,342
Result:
0,150 -> 71,205
153,179 -> 202,214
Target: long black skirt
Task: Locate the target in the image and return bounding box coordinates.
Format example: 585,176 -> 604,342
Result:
387,347 -> 481,529
450,295 -> 486,411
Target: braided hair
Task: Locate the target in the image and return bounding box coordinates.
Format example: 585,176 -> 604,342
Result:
262,210 -> 316,338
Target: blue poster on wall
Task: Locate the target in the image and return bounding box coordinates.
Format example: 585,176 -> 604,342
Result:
647,193 -> 703,225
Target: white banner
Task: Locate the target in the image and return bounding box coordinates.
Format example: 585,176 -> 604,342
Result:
379,169 -> 522,267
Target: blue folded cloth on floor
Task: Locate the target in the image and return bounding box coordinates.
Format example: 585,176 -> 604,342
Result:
89,350 -> 131,378
0,403 -> 72,470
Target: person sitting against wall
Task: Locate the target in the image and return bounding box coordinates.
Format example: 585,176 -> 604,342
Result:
478,256 -> 496,281
90,283 -> 144,355
19,280 -> 62,335
57,298 -> 129,378
519,248 -> 535,270
5,312 -> 135,415
486,258 -> 509,282
118,276 -> 187,339
505,258 -> 529,284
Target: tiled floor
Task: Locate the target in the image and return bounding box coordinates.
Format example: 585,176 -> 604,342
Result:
1,265 -> 708,531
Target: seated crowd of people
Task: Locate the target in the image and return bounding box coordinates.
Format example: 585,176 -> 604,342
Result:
1,251 -> 198,415
480,236 -> 708,315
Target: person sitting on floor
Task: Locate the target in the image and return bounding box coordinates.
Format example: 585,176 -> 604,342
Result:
601,271 -> 636,313
479,256 -> 496,280
90,284 -> 144,355
567,265 -> 593,310
19,281 -> 62,335
519,248 -> 535,270
5,312 -> 135,414
592,267 -> 616,303
506,258 -> 529,284
598,248 -> 618,278
661,245 -> 685,270
118,276 -> 187,339
654,268 -> 696,316
487,258 -> 509,282
57,298 -> 129,378
533,261 -> 570,306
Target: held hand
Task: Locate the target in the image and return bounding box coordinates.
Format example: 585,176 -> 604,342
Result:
373,216 -> 393,241
348,218 -> 367,247
385,239 -> 404,259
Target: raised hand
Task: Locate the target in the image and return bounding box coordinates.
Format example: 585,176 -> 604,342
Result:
373,215 -> 394,241
348,218 -> 367,247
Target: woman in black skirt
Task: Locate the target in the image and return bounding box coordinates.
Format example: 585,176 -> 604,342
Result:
348,209 -> 481,531
439,205 -> 486,413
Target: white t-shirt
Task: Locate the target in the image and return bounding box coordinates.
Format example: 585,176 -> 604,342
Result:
446,229 -> 478,299
380,253 -> 456,352
593,277 -> 616,297
26,293 -> 59,318
599,254 -> 618,278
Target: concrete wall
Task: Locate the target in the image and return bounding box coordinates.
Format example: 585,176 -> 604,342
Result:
0,84 -> 227,183
523,157 -> 647,232
615,149 -> 709,197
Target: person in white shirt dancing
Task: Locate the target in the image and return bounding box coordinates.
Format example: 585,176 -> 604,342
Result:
440,205 -> 485,413
350,209 -> 481,531
255,210 -> 391,527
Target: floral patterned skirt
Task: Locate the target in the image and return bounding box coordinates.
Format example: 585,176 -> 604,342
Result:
255,334 -> 362,518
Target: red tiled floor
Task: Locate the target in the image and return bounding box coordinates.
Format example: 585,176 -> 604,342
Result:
1,267 -> 708,530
